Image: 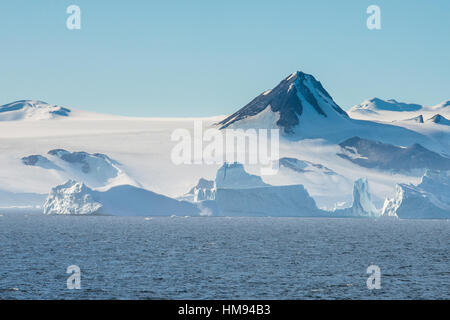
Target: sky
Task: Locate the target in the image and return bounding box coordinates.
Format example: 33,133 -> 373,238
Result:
0,0 -> 449,117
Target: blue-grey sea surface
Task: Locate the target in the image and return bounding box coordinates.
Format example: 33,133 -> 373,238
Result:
0,213 -> 448,299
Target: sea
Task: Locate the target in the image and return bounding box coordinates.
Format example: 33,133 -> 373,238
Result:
0,213 -> 448,299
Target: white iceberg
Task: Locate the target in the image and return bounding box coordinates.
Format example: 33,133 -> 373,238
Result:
213,162 -> 325,216
44,180 -> 200,216
382,170 -> 450,219
43,180 -> 102,215
334,178 -> 380,217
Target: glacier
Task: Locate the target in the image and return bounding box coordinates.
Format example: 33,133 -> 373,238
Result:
194,163 -> 380,218
0,71 -> 448,219
382,170 -> 450,219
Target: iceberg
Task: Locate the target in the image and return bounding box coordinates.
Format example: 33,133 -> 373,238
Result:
179,178 -> 215,202
382,170 -> 450,219
212,162 -> 325,216
215,184 -> 325,217
44,180 -> 200,216
334,178 -> 380,217
43,180 -> 102,215
215,162 -> 269,189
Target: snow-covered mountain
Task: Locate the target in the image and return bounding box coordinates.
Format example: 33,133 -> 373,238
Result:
0,100 -> 71,121
350,98 -> 422,115
395,115 -> 424,124
21,149 -> 138,189
217,71 -> 349,134
382,171 -> 450,219
215,74 -> 448,156
337,137 -> 450,173
349,98 -> 450,122
429,100 -> 450,111
0,71 -> 448,218
426,114 -> 450,125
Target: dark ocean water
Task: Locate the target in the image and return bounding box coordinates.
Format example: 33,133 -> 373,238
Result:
0,213 -> 448,299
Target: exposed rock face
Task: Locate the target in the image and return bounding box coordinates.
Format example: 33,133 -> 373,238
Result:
338,137 -> 450,172
399,115 -> 424,123
217,71 -> 348,134
279,157 -> 336,175
382,170 -> 450,219
427,114 -> 450,125
22,155 -> 61,170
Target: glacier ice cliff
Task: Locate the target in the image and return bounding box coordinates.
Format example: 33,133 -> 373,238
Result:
382,170 -> 450,219
185,163 -> 382,217
212,162 -> 326,216
215,162 -> 269,189
215,184 -> 326,217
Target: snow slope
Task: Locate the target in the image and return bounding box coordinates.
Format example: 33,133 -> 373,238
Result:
215,74 -> 448,156
217,71 -> 349,134
21,149 -> 137,189
337,137 -> 450,173
0,71 -> 447,217
349,98 -> 450,122
0,100 -> 71,121
44,180 -> 200,216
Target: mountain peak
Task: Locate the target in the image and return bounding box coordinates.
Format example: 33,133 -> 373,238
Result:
217,71 -> 348,134
427,114 -> 450,125
0,100 -> 71,121
350,98 -> 423,113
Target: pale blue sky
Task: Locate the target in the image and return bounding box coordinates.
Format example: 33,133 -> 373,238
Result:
0,0 -> 449,116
